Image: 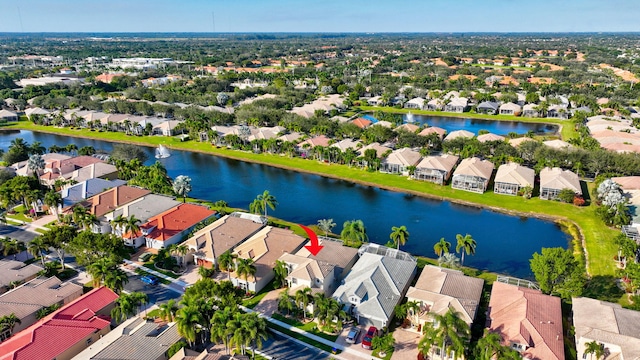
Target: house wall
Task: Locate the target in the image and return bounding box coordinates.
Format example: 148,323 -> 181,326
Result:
414,169 -> 446,185
57,327 -> 111,360
494,182 -> 520,195
452,175 -> 488,193
540,187 -> 561,200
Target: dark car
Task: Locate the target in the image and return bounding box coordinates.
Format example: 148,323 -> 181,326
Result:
361,326 -> 377,349
140,275 -> 159,285
345,327 -> 360,344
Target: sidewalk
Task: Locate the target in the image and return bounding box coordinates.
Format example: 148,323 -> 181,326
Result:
122,259 -> 188,294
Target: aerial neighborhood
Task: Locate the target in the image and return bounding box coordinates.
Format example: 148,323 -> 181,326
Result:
1,28 -> 640,360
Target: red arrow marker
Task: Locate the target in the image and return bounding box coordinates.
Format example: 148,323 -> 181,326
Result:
299,224 -> 324,256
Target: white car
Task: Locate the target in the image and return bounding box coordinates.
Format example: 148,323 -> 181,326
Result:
345,327 -> 360,344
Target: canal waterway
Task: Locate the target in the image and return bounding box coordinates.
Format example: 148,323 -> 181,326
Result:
0,130 -> 571,278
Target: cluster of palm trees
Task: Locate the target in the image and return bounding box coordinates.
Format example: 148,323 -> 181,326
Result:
433,234 -> 477,268
87,257 -> 130,293
69,205 -> 99,230
0,237 -> 26,257
0,314 -> 21,341
340,219 -> 368,247
418,309 -> 471,360
110,214 -> 141,245
111,292 -> 149,323
278,287 -> 348,333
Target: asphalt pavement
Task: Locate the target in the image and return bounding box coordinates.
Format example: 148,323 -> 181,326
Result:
257,330 -> 332,360
0,223 -> 38,242
123,274 -> 182,305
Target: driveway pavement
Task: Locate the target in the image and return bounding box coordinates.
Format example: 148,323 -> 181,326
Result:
253,288 -> 285,317
123,274 -> 182,305
391,328 -> 421,360
258,330 -> 332,360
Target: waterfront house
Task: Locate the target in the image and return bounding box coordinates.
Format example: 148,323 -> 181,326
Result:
405,265 -> 483,333
444,97 -> 469,113
499,102 -> 522,116
134,203 -> 217,249
405,97 -> 426,110
395,123 -> 420,133
0,260 -> 43,294
451,157 -> 495,193
413,154 -> 459,185
367,96 -> 382,106
0,277 -> 82,335
24,107 -> 50,120
332,244 -> 417,329
476,101 -> 499,115
357,142 -> 392,158
522,103 -> 540,117
494,163 -> 535,195
152,120 -> 182,136
184,212 -> 266,269
73,316 -> 181,360
280,238 -> 359,296
230,226 -> 307,293
352,117 -> 372,129
572,296 -> 640,360
508,137 -> 537,148
64,162 -> 118,183
487,281 -> 564,360
540,167 -> 582,200
426,98 -> 444,111
104,194 -> 181,238
380,148 -> 422,175
296,135 -> 331,157
443,129 -> 474,142
476,132 -> 506,143
418,126 -> 447,139
331,138 -> 362,152
60,178 -> 127,208
0,109 -> 18,122
0,287 -> 117,360
547,104 -> 570,119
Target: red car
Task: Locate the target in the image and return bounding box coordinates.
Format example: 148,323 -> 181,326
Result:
361,326 -> 377,349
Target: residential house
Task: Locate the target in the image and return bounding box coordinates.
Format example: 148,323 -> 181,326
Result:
547,104 -> 570,119
443,130 -> 475,142
540,167 -> 582,200
184,212 -> 266,269
572,296 -> 640,360
73,317 -> 181,360
0,260 -> 43,294
395,123 -> 420,133
418,126 -> 447,139
296,135 -> 331,157
230,226 -> 307,293
508,137 -> 536,148
522,103 -> 540,117
405,265 -> 483,334
0,287 -> 117,360
451,157 -> 495,193
476,133 -> 505,143
543,139 -> 573,150
405,97 -> 426,110
58,156 -> 105,176
169,349 -> 249,360
134,204 -> 217,249
380,148 -> 421,175
494,163 -> 535,195
352,117 -> 372,129
24,107 -> 50,120
0,110 -> 18,122
152,120 -> 182,136
476,101 -> 499,115
357,142 -> 392,158
60,178 -> 127,208
290,95 -> 345,118
331,139 -> 362,152
367,96 -> 382,106
103,194 -> 181,238
280,238 -> 359,296
413,154 -> 459,185
372,120 -> 393,128
426,98 -> 444,111
499,102 -> 522,116
332,244 -> 417,329
487,281 -> 564,360
444,97 -> 469,113
65,162 -> 118,183
12,153 -> 72,178
95,73 -> 125,84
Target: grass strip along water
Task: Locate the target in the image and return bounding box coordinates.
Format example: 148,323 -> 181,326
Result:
3,120 -> 617,277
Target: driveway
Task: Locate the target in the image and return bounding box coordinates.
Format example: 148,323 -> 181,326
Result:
0,224 -> 38,242
123,274 -> 182,305
391,328 -> 421,360
335,324 -> 378,359
258,330 -> 332,360
253,288 -> 285,317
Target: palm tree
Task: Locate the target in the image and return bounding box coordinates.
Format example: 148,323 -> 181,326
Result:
211,306 -> 237,354
432,309 -> 470,360
278,290 -> 297,316
172,175 -> 192,203
244,312 -> 269,358
72,205 -> 89,226
81,213 -> 99,231
584,340 -> 605,360
455,233 -> 477,266
371,333 -> 394,357
124,215 -> 141,246
256,190 -> 277,217
227,312 -> 251,355
88,258 -> 115,287
295,287 -> 313,319
105,267 -> 129,293
0,313 -> 21,339
27,237 -> 48,266
438,252 -> 461,268
65,144 -> 78,156
176,305 -> 204,348
110,214 -> 127,236
340,219 -> 368,247
434,238 -> 451,257
218,251 -> 235,280
111,292 -> 148,323
43,191 -> 62,217
418,321 -> 440,360
236,258 -> 257,286
389,225 -> 409,250
27,154 -> 45,179
476,330 -> 504,360
1,238 -> 25,256
273,260 -> 288,288
29,141 -> 46,155
317,218 -> 336,237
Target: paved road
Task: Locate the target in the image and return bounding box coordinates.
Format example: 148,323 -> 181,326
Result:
258,331 -> 332,360
123,274 -> 181,305
0,224 -> 38,242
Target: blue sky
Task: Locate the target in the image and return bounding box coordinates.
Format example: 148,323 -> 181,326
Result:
1,0 -> 639,33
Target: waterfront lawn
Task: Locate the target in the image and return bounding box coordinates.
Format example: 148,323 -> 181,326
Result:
8,121 -> 617,277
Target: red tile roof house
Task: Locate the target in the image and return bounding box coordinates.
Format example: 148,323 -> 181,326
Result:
487,281 -> 564,360
0,286 -> 118,360
132,203 -> 217,249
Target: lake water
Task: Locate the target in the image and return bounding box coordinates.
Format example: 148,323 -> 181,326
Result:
0,130 -> 571,278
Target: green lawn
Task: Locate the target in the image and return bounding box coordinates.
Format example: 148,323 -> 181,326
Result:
143,262 -> 181,279
7,205 -> 34,223
5,121 -> 618,277
243,279 -> 280,309
271,313 -> 339,342
266,322 -> 338,353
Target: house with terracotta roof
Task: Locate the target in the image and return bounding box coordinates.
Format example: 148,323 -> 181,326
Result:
494,163 -> 535,196
73,316 -> 181,360
332,244 -> 417,329
279,238 -> 359,296
572,296 -> 640,360
418,126 -> 447,139
451,157 -> 495,193
95,73 -> 125,84
395,123 -> 420,133
405,265 -> 483,333
0,260 -> 43,294
487,281 -> 564,360
133,203 -> 217,249
540,167 -> 582,200
184,212 -> 266,269
0,277 -> 82,335
0,286 -> 117,360
60,178 -> 127,208
67,185 -> 151,229
230,226 -> 307,293
380,148 -> 422,175
352,117 -> 372,129
413,154 -> 459,185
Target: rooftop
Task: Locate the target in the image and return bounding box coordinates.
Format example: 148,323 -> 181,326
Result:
140,203 -> 216,242
0,260 -> 43,290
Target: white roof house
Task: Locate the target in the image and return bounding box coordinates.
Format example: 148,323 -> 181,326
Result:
477,133 -> 506,143
494,163 -> 535,195
0,109 -> 18,121
332,139 -> 362,152
413,154 -> 459,185
499,102 -> 522,115
405,97 -> 426,110
540,167 -> 582,200
451,157 -> 495,193
380,148 -> 422,175
444,130 -> 475,142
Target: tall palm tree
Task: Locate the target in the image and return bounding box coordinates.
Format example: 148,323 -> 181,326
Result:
340,219 -> 368,247
256,190 -> 277,217
244,312 -> 269,358
105,267 -> 129,294
584,340 -> 605,360
27,154 -> 45,179
172,175 -> 192,203
88,258 -> 115,287
110,214 -> 127,236
2,238 -> 25,257
236,258 -> 257,286
227,312 -> 250,355
278,290 -> 297,316
295,287 -> 313,319
0,313 -> 21,339
81,214 -> 99,231
111,292 -> 148,323
389,225 -> 409,250
476,330 -> 504,360
150,299 -> 179,322
72,205 -> 89,226
43,191 -> 62,217
418,321 -> 440,360
176,305 -> 204,348
211,306 -> 237,354
27,237 -> 48,266
455,233 -> 477,266
432,309 -> 470,360
218,251 -> 235,280
434,238 -> 451,257
29,141 -> 46,155
124,215 -> 141,246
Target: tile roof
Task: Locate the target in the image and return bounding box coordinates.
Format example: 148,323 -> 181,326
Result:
0,287 -> 117,360
508,137 -> 537,147
61,179 -> 127,208
477,133 -> 506,143
0,260 -> 43,291
453,157 -> 495,180
108,194 -> 181,224
60,156 -> 104,170
488,282 -> 564,360
418,126 -> 447,138
383,148 -> 422,167
66,162 -> 118,183
357,142 -> 392,158
540,167 -> 581,194
331,139 -> 362,152
297,135 -> 331,148
612,176 -> 640,191
395,123 -> 420,133
494,162 -> 535,187
294,238 -> 359,275
140,204 -> 216,242
184,213 -> 265,262
444,130 -> 475,141
416,154 -> 459,173
78,185 -> 151,217
352,118 -> 372,129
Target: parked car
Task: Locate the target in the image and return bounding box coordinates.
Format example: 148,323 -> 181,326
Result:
345,327 -> 361,344
361,326 -> 377,349
140,275 -> 159,285
138,252 -> 153,262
